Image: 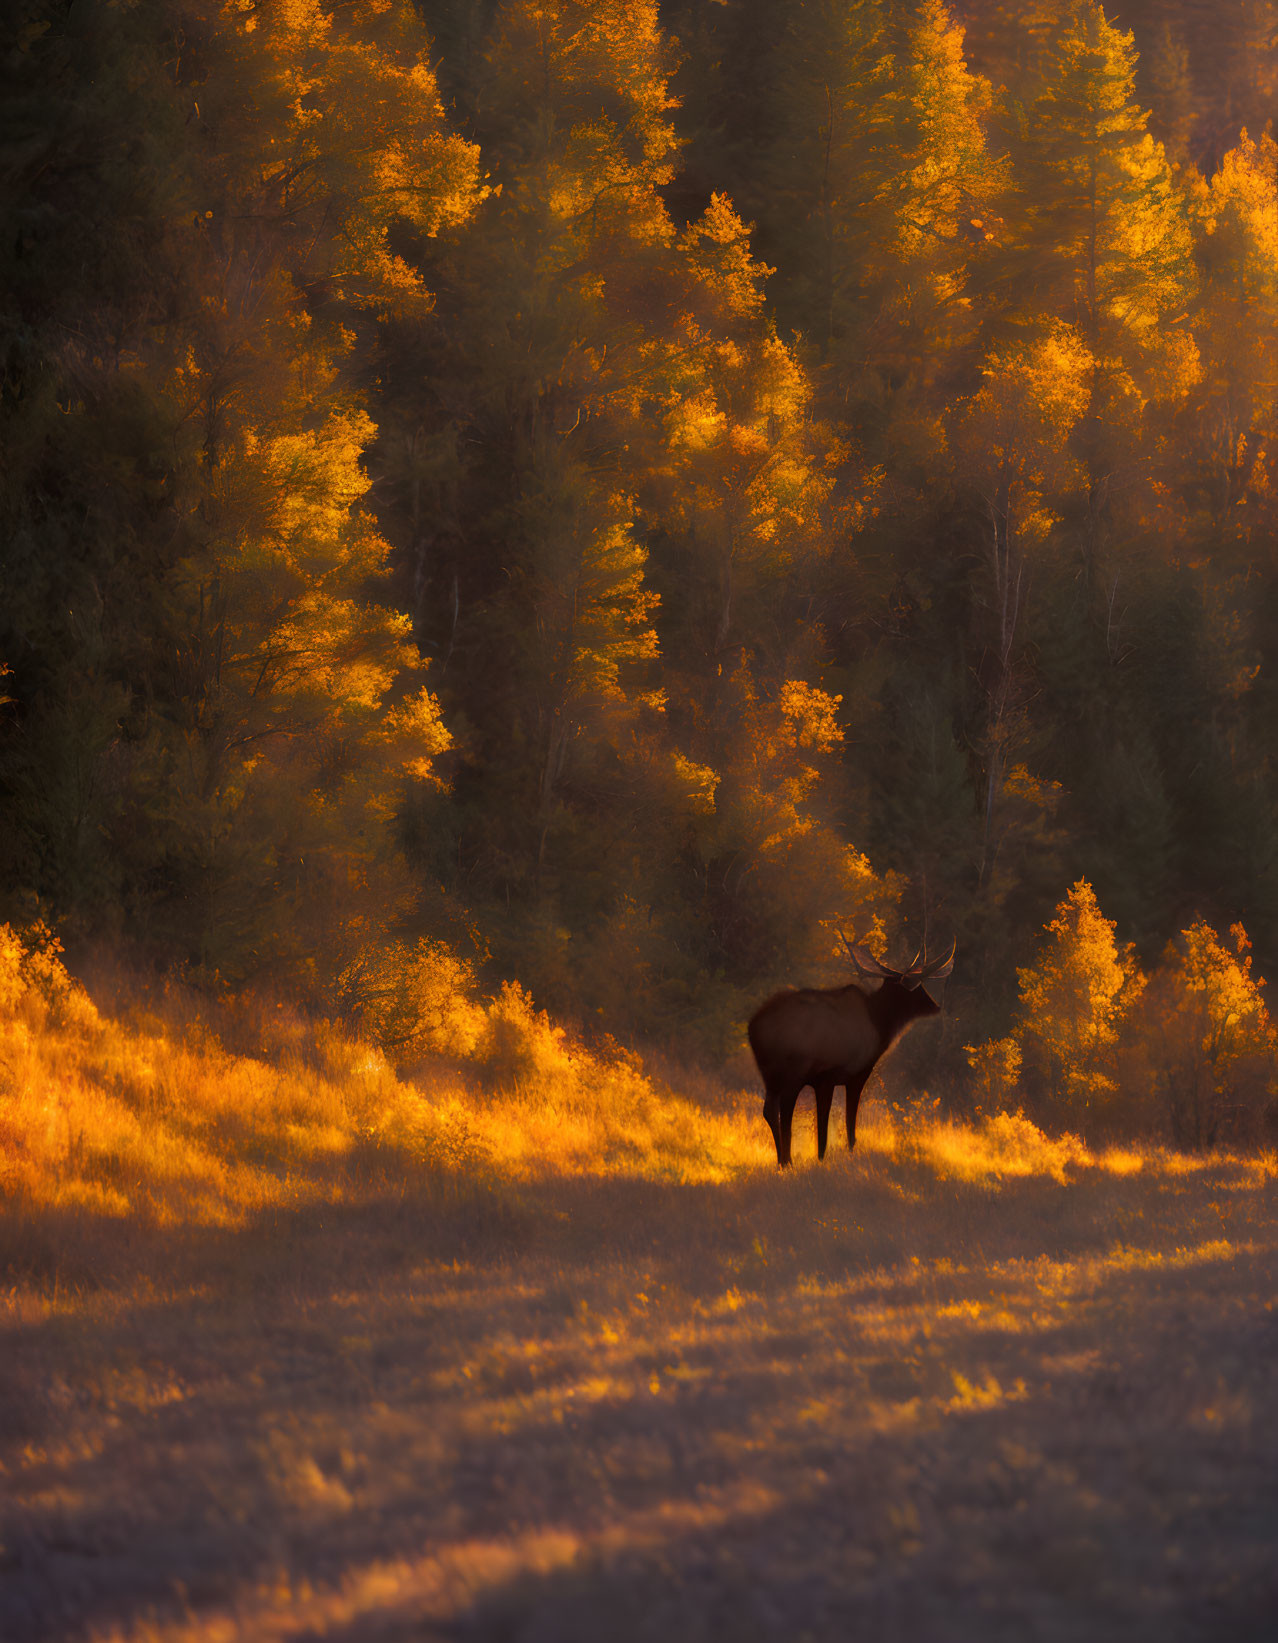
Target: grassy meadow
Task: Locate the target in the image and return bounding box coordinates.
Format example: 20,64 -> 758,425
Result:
2,934 -> 1277,1641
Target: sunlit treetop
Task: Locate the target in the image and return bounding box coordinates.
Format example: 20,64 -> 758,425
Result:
778,679 -> 844,754
480,0 -> 678,180
194,0 -> 486,313
1168,921 -> 1273,1058
898,0 -> 1005,276
950,319 -> 1093,579
1011,0 -> 1198,400
1195,129 -> 1278,408
1202,131 -> 1278,295
955,320 -> 1092,491
679,193 -> 772,322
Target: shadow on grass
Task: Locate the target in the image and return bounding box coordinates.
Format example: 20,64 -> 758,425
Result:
3,1157 -> 1277,1642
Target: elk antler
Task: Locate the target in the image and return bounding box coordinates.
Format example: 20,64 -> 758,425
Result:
840,932 -> 895,978
915,937 -> 957,981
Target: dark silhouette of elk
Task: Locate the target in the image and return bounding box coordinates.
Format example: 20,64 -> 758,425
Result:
748,938 -> 956,1168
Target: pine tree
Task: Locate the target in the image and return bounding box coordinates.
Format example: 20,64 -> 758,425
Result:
1000,0 -> 1198,571
723,0 -> 1000,443
949,321 -> 1092,885
1188,131 -> 1278,534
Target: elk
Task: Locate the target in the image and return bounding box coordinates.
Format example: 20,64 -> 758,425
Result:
747,938 -> 956,1168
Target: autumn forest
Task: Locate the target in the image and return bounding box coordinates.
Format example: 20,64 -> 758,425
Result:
6,4 -> 1278,1639
7,0 -> 1278,1144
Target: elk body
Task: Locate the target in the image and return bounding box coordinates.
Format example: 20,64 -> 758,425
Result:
748,941 -> 955,1168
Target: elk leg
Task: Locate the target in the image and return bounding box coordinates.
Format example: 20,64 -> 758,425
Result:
814,1078 -> 836,1161
777,1084 -> 803,1169
845,1069 -> 873,1151
762,1088 -> 783,1162
764,1080 -> 804,1169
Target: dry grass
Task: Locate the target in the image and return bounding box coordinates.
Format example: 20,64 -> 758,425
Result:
0,932 -> 762,1247
3,932 -> 1278,1641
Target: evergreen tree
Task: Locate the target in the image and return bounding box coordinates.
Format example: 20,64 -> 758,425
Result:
720,0 -> 1000,442
999,0 -> 1197,574
949,322 -> 1091,886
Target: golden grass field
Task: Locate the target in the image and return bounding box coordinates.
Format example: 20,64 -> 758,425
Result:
2,931 -> 1277,1641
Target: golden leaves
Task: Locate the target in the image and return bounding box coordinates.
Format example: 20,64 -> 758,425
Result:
950,323 -> 1092,549
679,195 -> 771,320
206,0 -> 486,313
1159,921 -> 1273,1067
993,880 -> 1146,1113
971,882 -> 1277,1147
777,680 -> 844,754
381,689 -> 452,782
899,0 -> 1004,269
959,322 -> 1093,469
670,753 -> 719,816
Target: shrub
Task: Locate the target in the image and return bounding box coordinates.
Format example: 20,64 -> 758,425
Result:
1011,881 -> 1144,1132
334,938 -> 486,1063
0,921 -> 99,1031
963,882 -> 1145,1138
964,1035 -> 1022,1110
1125,922 -> 1277,1150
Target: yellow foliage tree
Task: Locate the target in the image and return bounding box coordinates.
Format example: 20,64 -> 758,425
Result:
1131,921 -> 1277,1150
657,205 -> 840,657
1002,0 -> 1199,569
129,0 -> 484,984
1191,130 -> 1278,536
683,661 -> 902,1005
1008,880 -> 1144,1128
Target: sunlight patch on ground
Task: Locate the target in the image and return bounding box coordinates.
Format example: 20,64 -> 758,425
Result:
89,1483 -> 788,1643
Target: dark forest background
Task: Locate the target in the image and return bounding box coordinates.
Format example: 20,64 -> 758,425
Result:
6,0 -> 1278,1097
